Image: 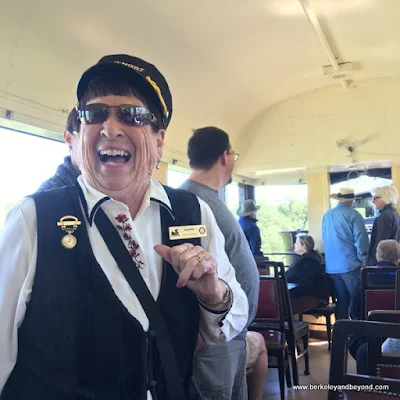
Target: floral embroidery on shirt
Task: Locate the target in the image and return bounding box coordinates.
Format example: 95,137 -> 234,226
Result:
115,213 -> 144,269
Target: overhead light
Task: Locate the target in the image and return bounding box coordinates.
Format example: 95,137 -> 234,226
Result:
255,167 -> 306,176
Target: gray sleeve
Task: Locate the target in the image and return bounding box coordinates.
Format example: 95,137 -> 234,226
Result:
233,257 -> 260,328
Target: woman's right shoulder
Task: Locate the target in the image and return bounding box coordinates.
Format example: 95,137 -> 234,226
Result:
4,197 -> 37,229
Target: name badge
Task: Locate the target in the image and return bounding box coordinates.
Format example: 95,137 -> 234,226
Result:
169,225 -> 207,240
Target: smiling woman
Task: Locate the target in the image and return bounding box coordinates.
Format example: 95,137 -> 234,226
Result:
0,127 -> 68,231
0,53 -> 249,400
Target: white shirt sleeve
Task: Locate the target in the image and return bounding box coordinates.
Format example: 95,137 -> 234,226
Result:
198,198 -> 249,343
0,193 -> 249,394
0,198 -> 37,394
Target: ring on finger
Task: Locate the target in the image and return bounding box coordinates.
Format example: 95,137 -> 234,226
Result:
198,253 -> 207,263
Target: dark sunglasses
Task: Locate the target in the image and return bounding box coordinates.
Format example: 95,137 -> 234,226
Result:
77,103 -> 158,127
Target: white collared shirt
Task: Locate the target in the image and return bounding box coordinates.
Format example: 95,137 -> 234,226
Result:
0,176 -> 248,395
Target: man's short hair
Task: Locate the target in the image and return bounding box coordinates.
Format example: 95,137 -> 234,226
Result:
187,127 -> 230,170
66,108 -> 80,134
376,239 -> 400,264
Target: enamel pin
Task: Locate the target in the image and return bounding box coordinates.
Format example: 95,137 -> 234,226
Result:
57,215 -> 81,249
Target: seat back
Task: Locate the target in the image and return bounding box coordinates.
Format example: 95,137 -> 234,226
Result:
256,260 -> 283,274
256,277 -> 280,319
329,319 -> 400,399
367,310 -> 400,379
276,262 -> 299,335
254,261 -> 300,337
254,264 -> 286,333
396,270 -> 400,310
257,267 -> 268,275
361,267 -> 398,319
255,256 -> 272,275
254,255 -> 269,264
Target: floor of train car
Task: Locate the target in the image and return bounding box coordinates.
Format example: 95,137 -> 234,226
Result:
262,337 -> 356,399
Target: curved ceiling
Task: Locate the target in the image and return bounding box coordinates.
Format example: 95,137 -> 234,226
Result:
1,0 -> 400,179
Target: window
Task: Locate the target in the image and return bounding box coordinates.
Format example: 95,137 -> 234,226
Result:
255,184 -> 308,253
0,128 -> 68,231
330,173 -> 392,235
224,182 -> 240,217
330,174 -> 392,217
167,167 -> 190,189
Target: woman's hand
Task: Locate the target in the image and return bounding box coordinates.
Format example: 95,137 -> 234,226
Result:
154,243 -> 228,309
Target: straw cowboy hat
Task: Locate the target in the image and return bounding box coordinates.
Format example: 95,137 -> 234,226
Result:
237,199 -> 261,217
330,188 -> 359,201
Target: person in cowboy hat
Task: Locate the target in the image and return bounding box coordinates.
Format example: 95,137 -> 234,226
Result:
237,199 -> 263,257
322,188 -> 369,320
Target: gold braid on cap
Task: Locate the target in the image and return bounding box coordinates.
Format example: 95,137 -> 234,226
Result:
145,76 -> 169,118
113,61 -> 169,118
114,61 -> 144,72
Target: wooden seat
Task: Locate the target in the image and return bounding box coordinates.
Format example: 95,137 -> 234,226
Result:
328,319 -> 400,399
249,272 -> 291,400
252,261 -> 310,386
259,330 -> 285,346
258,320 -> 309,338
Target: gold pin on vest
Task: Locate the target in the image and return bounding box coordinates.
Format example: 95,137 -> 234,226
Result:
57,216 -> 81,249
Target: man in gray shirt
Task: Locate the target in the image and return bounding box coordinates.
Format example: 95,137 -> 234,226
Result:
180,127 -> 262,400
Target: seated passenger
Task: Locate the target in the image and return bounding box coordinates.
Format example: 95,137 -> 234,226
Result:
350,240 -> 400,361
367,239 -> 400,286
246,331 -> 268,400
350,239 -> 400,321
286,234 -> 328,314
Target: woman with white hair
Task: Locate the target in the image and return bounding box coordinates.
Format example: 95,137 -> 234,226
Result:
367,185 -> 400,265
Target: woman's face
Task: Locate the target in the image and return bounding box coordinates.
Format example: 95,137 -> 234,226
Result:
373,195 -> 385,210
294,238 -> 306,255
76,94 -> 164,197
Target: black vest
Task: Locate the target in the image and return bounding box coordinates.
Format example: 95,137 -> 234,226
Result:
2,185 -> 201,400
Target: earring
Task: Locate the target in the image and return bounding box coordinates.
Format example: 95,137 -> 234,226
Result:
156,158 -> 161,170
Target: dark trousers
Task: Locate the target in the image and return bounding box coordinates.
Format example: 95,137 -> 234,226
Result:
290,296 -> 321,315
329,267 -> 361,320
356,342 -> 369,374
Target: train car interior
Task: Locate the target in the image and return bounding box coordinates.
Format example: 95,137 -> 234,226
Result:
2,0 -> 400,399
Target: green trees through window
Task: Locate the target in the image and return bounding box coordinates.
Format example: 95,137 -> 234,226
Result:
257,198 -> 308,253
